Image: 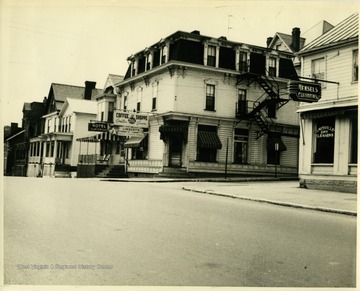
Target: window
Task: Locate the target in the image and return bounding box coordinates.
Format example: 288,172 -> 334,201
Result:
197,125 -> 221,162
268,57 -> 277,77
137,87 -> 142,112
205,84 -> 215,111
207,45 -> 216,67
312,58 -> 325,80
68,116 -> 71,132
101,112 -> 104,122
131,60 -> 136,77
267,101 -> 277,118
108,102 -> 114,122
152,82 -> 158,111
239,51 -> 248,73
146,54 -> 152,71
161,46 -> 167,64
123,95 -> 128,110
350,115 -> 358,164
353,49 -> 358,82
237,89 -> 247,115
53,117 -> 57,132
47,119 -> 51,133
313,117 -> 335,163
234,128 -> 248,164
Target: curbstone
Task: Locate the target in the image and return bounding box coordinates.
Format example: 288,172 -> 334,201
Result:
182,187 -> 357,217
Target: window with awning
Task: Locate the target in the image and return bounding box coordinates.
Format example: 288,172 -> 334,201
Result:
159,121 -> 188,141
197,131 -> 222,149
197,125 -> 222,162
124,134 -> 148,148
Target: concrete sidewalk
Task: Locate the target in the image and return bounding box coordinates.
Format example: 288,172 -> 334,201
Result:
182,180 -> 357,216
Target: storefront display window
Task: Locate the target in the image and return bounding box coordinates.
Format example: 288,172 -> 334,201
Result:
313,117 -> 335,163
350,115 -> 358,164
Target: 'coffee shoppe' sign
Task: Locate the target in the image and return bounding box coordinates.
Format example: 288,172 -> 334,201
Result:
288,80 -> 322,102
114,110 -> 149,128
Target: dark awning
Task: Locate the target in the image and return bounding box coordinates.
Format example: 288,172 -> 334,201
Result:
300,107 -> 357,119
124,134 -> 148,148
267,136 -> 287,152
76,131 -> 124,143
197,131 -> 222,149
159,121 -> 188,141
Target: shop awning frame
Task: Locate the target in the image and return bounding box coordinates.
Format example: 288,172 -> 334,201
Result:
124,134 -> 148,148
76,131 -> 124,143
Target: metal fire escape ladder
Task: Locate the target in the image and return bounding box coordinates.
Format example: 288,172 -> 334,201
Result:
247,73 -> 294,139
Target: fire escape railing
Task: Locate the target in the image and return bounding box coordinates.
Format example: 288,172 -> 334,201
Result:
236,69 -> 297,139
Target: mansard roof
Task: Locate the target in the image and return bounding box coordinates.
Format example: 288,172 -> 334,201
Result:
299,12 -> 358,55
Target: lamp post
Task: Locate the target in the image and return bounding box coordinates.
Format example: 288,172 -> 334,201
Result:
275,142 -> 279,178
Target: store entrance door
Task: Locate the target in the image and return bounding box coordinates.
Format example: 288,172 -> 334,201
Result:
169,137 -> 182,167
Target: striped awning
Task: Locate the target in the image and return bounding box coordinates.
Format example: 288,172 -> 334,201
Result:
76,131 -> 124,143
124,134 -> 148,148
197,131 -> 222,149
159,121 -> 188,141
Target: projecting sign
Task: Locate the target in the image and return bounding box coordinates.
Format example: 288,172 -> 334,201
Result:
116,126 -> 144,137
288,80 -> 322,102
88,122 -> 108,132
114,110 -> 149,128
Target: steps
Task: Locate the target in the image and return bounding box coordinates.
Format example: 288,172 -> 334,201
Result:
97,165 -> 128,178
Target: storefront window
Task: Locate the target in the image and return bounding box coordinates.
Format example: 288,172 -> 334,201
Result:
350,115 -> 358,164
313,117 -> 335,163
197,125 -> 221,162
234,128 -> 248,164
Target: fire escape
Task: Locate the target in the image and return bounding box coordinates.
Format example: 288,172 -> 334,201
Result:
236,71 -> 300,139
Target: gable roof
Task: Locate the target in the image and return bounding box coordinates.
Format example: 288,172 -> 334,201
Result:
271,33 -> 306,53
59,98 -> 97,116
299,12 -> 358,54
46,83 -> 103,112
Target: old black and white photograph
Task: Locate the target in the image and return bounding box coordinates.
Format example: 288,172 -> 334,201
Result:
1,0 -> 358,289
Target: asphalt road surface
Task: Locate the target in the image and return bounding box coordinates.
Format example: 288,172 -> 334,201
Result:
4,177 -> 356,287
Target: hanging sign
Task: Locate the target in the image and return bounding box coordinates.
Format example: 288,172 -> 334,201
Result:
114,110 -> 149,128
88,122 -> 108,132
288,80 -> 322,102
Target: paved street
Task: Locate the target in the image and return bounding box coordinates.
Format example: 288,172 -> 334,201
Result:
4,177 -> 356,287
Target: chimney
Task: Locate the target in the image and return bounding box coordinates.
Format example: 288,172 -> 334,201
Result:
10,123 -> 18,134
84,81 -> 96,100
191,30 -> 200,35
266,37 -> 273,48
291,27 -> 301,52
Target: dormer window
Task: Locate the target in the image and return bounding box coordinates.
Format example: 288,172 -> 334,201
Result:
161,46 -> 167,64
207,45 -> 216,67
239,51 -> 248,73
268,57 -> 277,77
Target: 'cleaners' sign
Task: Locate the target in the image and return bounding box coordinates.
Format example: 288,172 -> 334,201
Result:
114,110 -> 149,128
288,80 -> 321,102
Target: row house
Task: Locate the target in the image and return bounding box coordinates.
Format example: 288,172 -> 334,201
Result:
297,12 -> 358,193
26,81 -> 102,177
4,101 -> 44,176
88,30 -> 302,178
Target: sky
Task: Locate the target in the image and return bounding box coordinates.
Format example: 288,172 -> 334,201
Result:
0,0 -> 359,126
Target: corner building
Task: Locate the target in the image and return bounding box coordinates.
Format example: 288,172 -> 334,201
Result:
297,13 -> 358,193
113,30 -> 301,177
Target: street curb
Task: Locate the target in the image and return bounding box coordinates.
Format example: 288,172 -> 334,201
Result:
182,187 -> 357,217
101,177 -> 298,183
